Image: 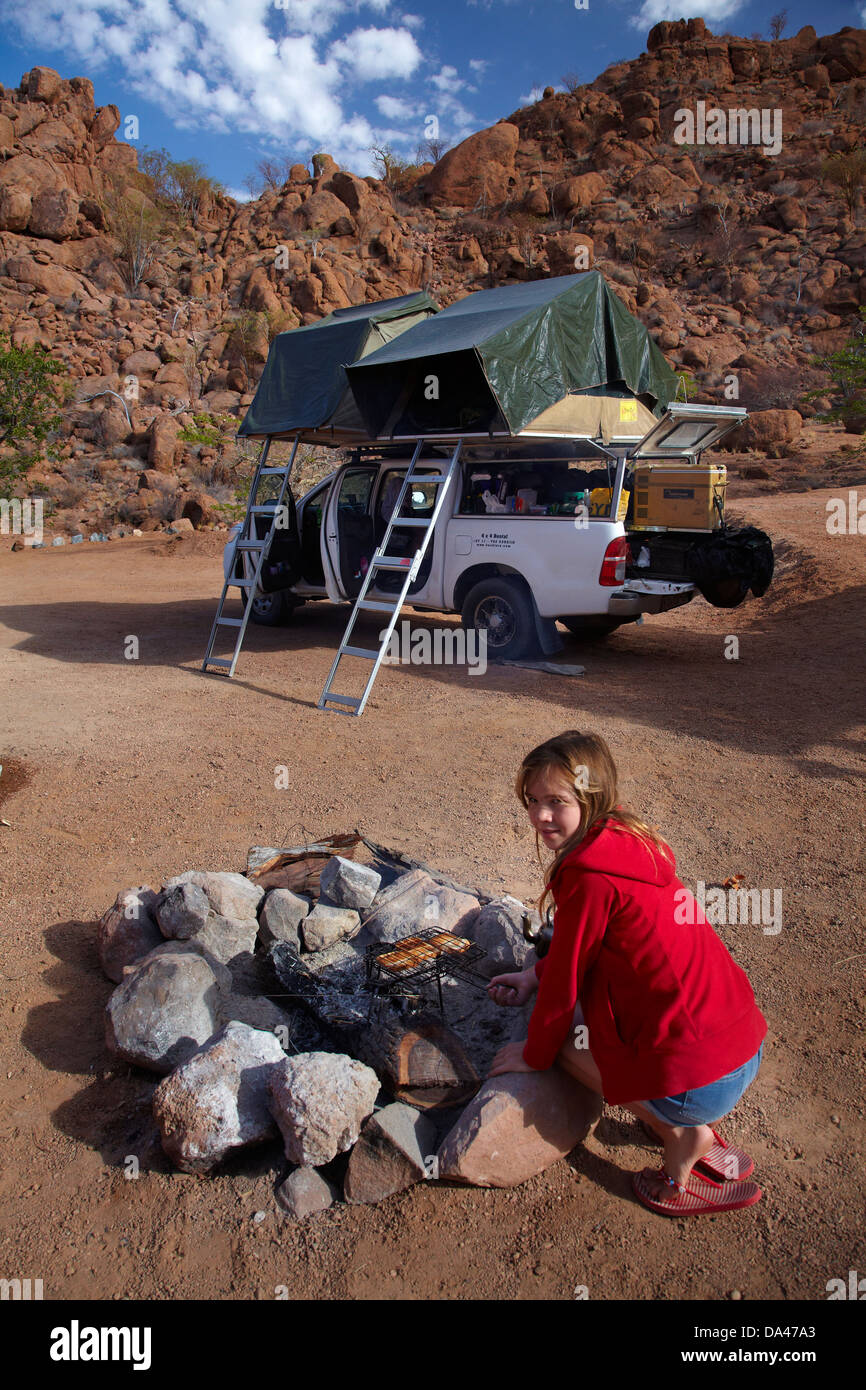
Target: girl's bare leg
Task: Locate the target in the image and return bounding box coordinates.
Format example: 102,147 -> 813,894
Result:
554,1006 -> 715,1196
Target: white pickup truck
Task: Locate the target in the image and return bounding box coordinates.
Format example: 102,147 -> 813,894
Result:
223,404 -> 765,661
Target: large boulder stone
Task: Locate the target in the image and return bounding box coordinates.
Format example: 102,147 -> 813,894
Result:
27,66 -> 61,103
267,1051 -> 380,1166
725,409 -> 802,455
421,122 -> 520,208
163,870 -> 264,922
362,869 -> 480,944
464,897 -> 536,977
438,1071 -> 601,1187
147,415 -> 181,472
344,1102 -> 438,1204
97,885 -> 163,982
258,889 -> 309,951
276,1166 -> 339,1219
105,950 -> 225,1074
155,882 -> 211,939
551,172 -> 606,214
194,914 -> 259,968
27,187 -> 79,239
5,254 -> 79,299
301,903 -> 361,952
0,185 -> 32,232
152,1021 -> 285,1172
318,855 -> 381,912
296,189 -> 354,234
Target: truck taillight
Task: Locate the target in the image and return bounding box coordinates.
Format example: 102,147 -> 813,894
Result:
599,538 -> 630,587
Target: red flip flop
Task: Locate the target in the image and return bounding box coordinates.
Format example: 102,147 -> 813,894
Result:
694,1130 -> 755,1182
639,1122 -> 755,1181
632,1165 -> 762,1216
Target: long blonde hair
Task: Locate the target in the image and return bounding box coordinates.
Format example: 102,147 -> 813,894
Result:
515,730 -> 672,919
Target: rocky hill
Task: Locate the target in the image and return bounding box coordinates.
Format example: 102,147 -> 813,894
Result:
1,18 -> 865,539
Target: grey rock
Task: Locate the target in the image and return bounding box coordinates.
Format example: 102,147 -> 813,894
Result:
106,950 -> 225,1074
162,870 -> 263,922
267,1051 -> 380,1166
319,856 -> 381,912
437,1070 -> 602,1188
344,1103 -> 438,1203
152,1022 -> 285,1172
301,903 -> 361,952
155,882 -> 211,940
363,870 -> 480,944
275,1166 -> 339,1219
465,896 -> 537,976
194,913 -> 258,965
121,937 -> 233,995
258,889 -> 309,951
97,885 -> 163,982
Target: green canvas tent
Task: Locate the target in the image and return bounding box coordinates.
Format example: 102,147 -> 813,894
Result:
237,291 -> 438,442
345,271 -> 680,444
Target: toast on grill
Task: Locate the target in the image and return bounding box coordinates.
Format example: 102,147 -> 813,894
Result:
377,933 -> 471,972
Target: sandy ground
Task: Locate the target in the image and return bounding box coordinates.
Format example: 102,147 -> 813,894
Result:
0,485 -> 864,1304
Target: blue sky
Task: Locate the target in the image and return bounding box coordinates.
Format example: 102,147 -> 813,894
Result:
0,0 -> 861,199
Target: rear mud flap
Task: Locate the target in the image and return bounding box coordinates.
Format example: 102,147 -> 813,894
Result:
529,590 -> 564,657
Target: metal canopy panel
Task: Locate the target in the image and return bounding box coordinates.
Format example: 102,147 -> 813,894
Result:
630,402 -> 748,457
345,271 -> 680,439
237,291 -> 438,440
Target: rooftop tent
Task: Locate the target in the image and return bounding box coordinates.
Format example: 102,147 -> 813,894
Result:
345,271 -> 680,444
237,290 -> 438,442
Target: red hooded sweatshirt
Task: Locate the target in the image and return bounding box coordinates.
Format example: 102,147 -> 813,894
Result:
522,820 -> 767,1104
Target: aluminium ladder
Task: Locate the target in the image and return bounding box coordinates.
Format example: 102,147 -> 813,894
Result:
201,435 -> 298,678
317,438 -> 463,717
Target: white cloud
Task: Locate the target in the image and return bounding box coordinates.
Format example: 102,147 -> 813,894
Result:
2,0 -> 487,176
627,0 -> 746,28
520,85 -> 544,105
431,65 -> 463,93
469,59 -> 488,76
226,186 -> 254,202
329,25 -> 422,81
376,93 -> 419,118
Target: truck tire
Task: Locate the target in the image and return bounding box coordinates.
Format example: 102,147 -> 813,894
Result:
250,590 -> 294,626
461,576 -> 537,660
560,616 -> 626,639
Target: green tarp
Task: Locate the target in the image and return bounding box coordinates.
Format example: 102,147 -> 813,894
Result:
345,271 -> 680,439
237,291 -> 438,440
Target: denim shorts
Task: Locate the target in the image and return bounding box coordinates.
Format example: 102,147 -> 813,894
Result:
640,1043 -> 763,1127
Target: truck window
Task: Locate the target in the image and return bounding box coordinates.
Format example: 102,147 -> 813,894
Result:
457,459 -> 614,516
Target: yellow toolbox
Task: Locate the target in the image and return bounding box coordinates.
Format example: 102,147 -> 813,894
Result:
631,463 -> 726,531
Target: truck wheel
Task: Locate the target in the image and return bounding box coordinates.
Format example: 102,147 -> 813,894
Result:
250,590 -> 293,626
560,616 -> 626,639
461,577 -> 537,660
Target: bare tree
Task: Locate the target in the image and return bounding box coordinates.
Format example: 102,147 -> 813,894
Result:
769,10 -> 788,40
561,72 -> 582,95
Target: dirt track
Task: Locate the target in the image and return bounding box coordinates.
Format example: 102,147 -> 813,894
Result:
1,485 -> 864,1302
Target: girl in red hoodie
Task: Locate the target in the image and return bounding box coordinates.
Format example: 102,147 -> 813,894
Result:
487,730 -> 767,1216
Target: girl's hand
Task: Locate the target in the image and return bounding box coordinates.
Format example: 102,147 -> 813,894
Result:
487,1040 -> 540,1077
486,968 -> 537,1008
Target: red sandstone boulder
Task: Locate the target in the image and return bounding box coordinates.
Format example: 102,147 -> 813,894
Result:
147,415 -> 182,473
420,121 -> 520,209
725,409 -> 803,455
27,67 -> 62,103
28,186 -> 80,239
0,185 -> 32,232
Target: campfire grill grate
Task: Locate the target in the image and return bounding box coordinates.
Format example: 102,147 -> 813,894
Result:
364,929 -> 489,1020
